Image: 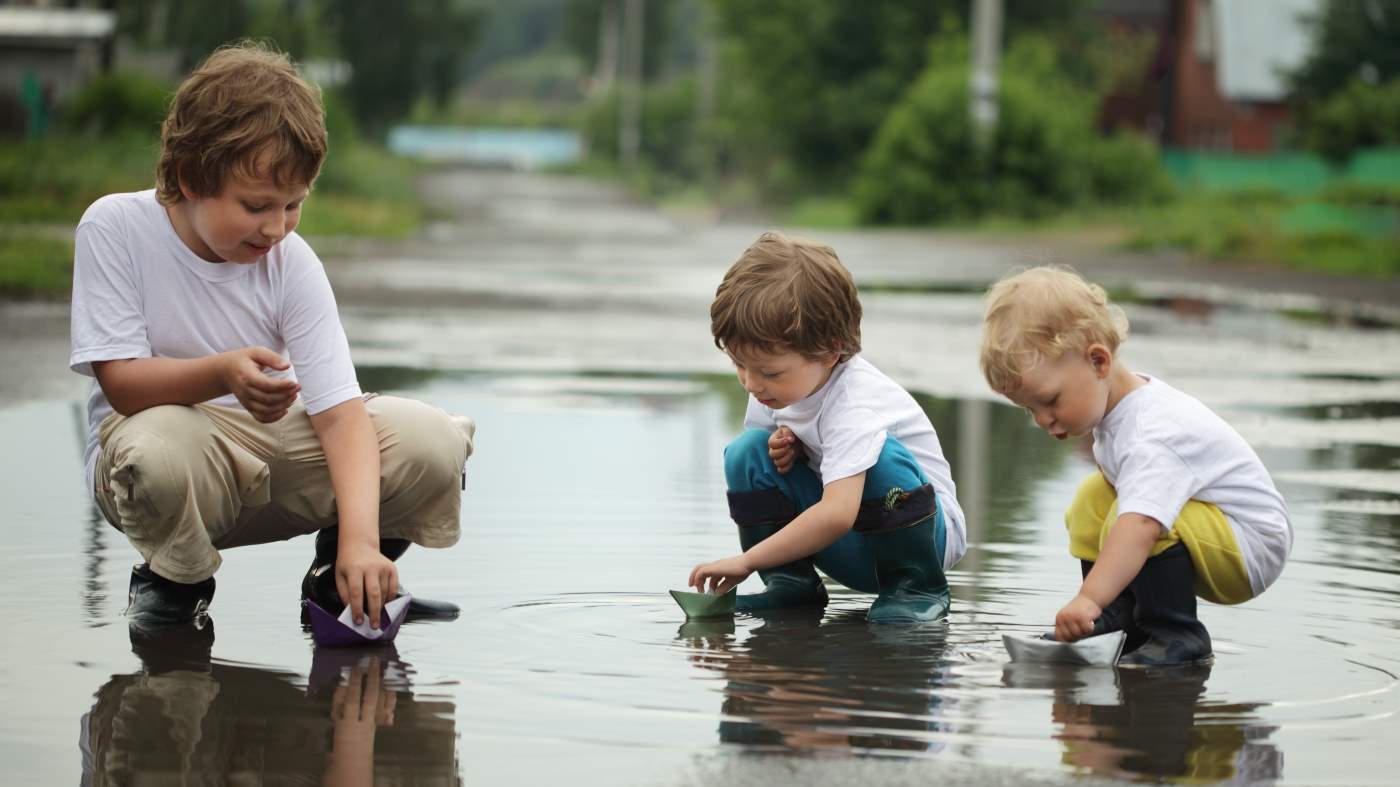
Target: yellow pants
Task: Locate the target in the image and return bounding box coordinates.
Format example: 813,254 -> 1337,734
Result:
1064,472 -> 1253,605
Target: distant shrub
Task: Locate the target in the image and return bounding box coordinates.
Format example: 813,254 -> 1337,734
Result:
62,72 -> 171,137
855,37 -> 1171,224
580,77 -> 703,180
1301,78 -> 1400,164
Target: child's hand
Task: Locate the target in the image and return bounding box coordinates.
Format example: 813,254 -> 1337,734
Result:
689,555 -> 753,595
1054,594 -> 1103,643
218,346 -> 300,423
335,543 -> 400,629
768,426 -> 804,474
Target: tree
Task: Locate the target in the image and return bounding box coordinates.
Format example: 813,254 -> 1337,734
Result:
1289,0 -> 1400,104
705,0 -> 1093,184
325,0 -> 485,137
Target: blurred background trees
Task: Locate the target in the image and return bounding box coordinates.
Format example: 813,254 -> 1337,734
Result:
3,0 -> 1399,293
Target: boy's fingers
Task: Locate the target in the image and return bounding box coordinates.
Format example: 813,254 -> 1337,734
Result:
366,581 -> 383,630
249,346 -> 290,371
347,569 -> 365,624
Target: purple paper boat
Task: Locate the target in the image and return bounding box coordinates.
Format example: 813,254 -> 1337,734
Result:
306,594 -> 412,647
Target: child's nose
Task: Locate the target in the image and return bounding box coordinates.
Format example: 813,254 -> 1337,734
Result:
261,213 -> 288,240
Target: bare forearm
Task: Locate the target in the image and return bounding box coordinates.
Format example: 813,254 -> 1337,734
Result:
93,356 -> 228,415
312,399 -> 381,550
743,505 -> 848,570
742,475 -> 863,571
1079,513 -> 1161,607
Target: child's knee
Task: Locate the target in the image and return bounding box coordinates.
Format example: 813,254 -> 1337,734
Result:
723,428 -> 774,489
372,397 -> 473,494
862,437 -> 926,497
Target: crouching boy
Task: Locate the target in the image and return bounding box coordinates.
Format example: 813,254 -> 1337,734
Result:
688,232 -> 966,623
980,266 -> 1292,665
70,43 -> 475,632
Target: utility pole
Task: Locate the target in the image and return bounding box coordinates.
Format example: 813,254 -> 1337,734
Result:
969,0 -> 1003,148
619,0 -> 644,169
593,0 -> 619,95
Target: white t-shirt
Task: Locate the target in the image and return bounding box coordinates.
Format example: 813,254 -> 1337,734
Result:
70,190 -> 362,493
744,355 -> 967,569
1093,375 -> 1292,595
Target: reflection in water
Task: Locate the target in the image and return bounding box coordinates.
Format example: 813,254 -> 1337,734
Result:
1002,663 -> 1282,783
80,623 -> 458,785
681,609 -> 952,755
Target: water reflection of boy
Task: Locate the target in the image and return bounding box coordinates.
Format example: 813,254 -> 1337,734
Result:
688,232 -> 967,623
1002,662 -> 1282,782
80,628 -> 458,784
981,267 -> 1293,666
680,610 -> 952,754
69,43 -> 475,631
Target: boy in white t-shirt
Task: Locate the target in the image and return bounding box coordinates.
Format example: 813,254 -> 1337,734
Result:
70,43 -> 475,633
688,232 -> 966,623
980,266 -> 1293,666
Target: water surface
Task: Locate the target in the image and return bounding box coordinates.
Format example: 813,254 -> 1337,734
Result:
3,353 -> 1397,784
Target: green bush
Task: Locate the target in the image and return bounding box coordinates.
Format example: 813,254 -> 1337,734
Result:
62,72 -> 171,137
0,233 -> 73,298
1302,78 -> 1400,164
0,136 -> 157,222
855,37 -> 1170,224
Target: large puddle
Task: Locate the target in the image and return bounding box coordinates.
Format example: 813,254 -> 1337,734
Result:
3,336 -> 1398,783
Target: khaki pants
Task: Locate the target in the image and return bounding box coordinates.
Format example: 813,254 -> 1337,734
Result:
94,395 -> 475,584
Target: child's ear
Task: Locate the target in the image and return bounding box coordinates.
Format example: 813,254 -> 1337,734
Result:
821,351 -> 841,370
1087,343 -> 1112,377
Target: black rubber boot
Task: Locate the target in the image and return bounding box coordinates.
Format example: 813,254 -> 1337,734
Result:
129,616 -> 215,675
301,527 -> 460,622
1118,544 -> 1213,667
856,485 -> 950,624
126,563 -> 215,628
728,488 -> 827,613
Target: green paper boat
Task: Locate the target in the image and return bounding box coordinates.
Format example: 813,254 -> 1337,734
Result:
668,588 -> 737,619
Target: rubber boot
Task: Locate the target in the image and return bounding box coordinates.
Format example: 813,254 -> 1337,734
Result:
863,517 -> 950,624
301,526 -> 460,622
126,563 -> 215,628
734,521 -> 828,613
1117,544 -> 1213,667
129,616 -> 215,675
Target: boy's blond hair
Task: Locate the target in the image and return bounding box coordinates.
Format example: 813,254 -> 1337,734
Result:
156,41 -> 326,205
980,265 -> 1129,395
710,231 -> 862,361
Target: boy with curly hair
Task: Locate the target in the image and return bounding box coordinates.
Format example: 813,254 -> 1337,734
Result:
689,232 -> 966,623
980,266 -> 1292,665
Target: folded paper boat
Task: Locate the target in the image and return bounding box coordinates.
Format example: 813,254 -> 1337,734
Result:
669,588 -> 737,619
307,594 -> 412,647
1002,630 -> 1126,666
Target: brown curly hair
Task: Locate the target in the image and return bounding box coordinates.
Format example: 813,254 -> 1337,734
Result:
710,231 -> 863,362
155,41 -> 326,205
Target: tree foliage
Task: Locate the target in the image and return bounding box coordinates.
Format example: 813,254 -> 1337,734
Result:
854,36 -> 1170,224
1289,0 -> 1400,103
705,0 -> 1094,183
116,0 -> 484,139
1289,0 -> 1400,161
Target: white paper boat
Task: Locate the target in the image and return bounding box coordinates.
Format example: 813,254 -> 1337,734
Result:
1002,630 -> 1126,666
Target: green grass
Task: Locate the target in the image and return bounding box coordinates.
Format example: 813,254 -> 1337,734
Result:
0,233 -> 73,298
0,134 -> 429,297
0,134 -> 425,238
1123,192 -> 1400,276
